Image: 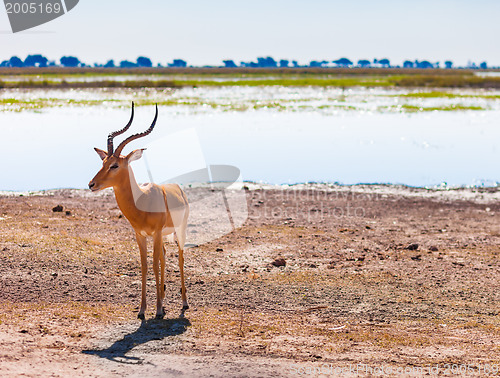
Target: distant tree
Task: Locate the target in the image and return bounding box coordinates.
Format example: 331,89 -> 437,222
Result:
332,58 -> 352,67
416,60 -> 434,69
378,58 -> 390,67
357,59 -> 371,67
479,61 -> 488,69
137,56 -> 152,67
104,60 -> 115,68
309,60 -> 329,68
60,56 -> 81,67
256,57 -> 277,68
168,59 -> 187,67
120,60 -> 137,68
292,60 -> 299,67
403,60 -> 414,68
279,59 -> 289,68
444,61 -> 453,69
223,60 -> 237,68
8,56 -> 24,67
24,54 -> 48,67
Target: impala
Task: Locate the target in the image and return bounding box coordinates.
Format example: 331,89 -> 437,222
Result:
89,103 -> 189,319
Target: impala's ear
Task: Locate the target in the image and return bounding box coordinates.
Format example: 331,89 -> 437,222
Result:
94,148 -> 108,161
126,148 -> 145,162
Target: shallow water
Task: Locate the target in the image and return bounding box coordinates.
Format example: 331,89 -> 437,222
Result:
1,87 -> 499,190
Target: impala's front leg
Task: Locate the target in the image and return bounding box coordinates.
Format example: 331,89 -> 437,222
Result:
153,231 -> 166,319
135,232 -> 148,320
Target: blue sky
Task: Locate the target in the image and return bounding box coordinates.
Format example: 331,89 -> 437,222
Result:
0,0 -> 499,66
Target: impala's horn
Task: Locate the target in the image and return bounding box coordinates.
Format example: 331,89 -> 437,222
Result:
113,104 -> 158,157
107,102 -> 135,156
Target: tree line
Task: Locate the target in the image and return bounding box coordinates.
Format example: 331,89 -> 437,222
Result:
0,55 -> 490,69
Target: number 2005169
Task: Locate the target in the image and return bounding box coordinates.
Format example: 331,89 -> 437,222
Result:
5,2 -> 62,14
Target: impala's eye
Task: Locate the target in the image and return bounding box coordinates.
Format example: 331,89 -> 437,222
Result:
110,164 -> 119,170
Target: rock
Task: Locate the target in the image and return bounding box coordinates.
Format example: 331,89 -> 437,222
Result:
406,243 -> 419,251
216,248 -> 223,252
411,255 -> 422,261
52,205 -> 63,212
429,246 -> 439,252
65,210 -> 71,216
271,258 -> 286,267
51,272 -> 58,277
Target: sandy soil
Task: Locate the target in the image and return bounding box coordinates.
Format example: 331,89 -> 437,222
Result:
0,185 -> 499,377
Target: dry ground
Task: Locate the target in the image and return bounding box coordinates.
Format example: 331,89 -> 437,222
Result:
0,185 -> 499,377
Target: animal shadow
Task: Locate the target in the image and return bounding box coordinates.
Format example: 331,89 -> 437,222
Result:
83,316 -> 191,364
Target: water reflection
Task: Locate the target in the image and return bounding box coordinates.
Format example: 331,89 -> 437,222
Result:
0,98 -> 499,190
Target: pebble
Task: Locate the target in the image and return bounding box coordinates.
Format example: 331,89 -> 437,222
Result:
52,205 -> 63,212
271,258 -> 286,267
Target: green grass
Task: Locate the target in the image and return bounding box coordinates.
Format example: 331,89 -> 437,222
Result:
394,75 -> 500,89
0,76 -> 395,88
0,98 -> 122,111
0,97 -> 490,113
1,68 -> 500,89
399,104 -> 485,112
398,91 -> 500,99
400,91 -> 462,98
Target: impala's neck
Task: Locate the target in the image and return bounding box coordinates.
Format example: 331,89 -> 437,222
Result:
112,165 -> 145,224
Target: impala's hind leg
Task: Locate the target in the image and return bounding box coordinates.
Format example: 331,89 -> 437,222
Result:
174,226 -> 189,310
178,244 -> 189,310
170,199 -> 189,311
153,231 -> 166,319
162,244 -> 167,300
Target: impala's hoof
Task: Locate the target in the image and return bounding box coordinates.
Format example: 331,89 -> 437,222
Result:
155,307 -> 166,319
137,313 -> 145,320
182,304 -> 189,310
